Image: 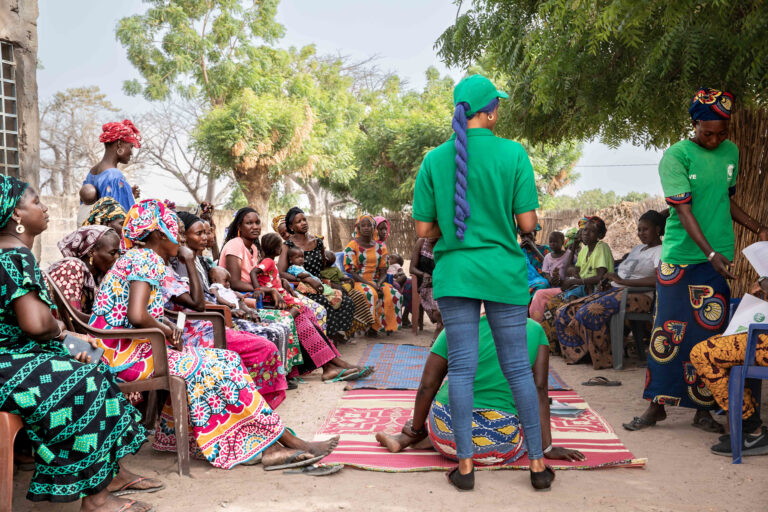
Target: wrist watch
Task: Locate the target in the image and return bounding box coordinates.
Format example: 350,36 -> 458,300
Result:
759,276 -> 768,286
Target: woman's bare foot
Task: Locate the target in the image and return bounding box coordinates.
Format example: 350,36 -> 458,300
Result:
376,432 -> 411,453
81,488 -> 153,512
278,429 -> 340,457
261,444 -> 314,468
107,467 -> 164,495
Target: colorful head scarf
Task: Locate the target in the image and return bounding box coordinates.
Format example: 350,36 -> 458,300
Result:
374,215 -> 390,242
272,214 -> 286,233
82,197 -> 127,227
57,225 -> 113,259
689,88 -> 734,121
564,227 -> 579,248
354,214 -> 376,238
99,120 -> 142,148
0,174 -> 28,229
122,199 -> 179,251
577,216 -> 590,229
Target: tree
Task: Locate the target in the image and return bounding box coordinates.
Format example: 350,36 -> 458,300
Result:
436,0 -> 768,293
140,98 -> 234,205
117,2 -> 362,217
39,86 -> 119,195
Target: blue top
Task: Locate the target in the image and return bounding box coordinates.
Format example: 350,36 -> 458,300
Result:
83,168 -> 135,212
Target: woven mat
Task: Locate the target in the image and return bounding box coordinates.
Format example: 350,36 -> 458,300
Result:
314,389 -> 645,472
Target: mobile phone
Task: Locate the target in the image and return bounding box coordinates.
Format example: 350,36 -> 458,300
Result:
176,311 -> 187,329
63,334 -> 104,362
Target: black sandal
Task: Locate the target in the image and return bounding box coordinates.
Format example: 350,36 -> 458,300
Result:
530,466 -> 555,492
446,467 -> 474,492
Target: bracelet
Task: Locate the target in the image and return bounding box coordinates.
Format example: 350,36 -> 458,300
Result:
543,444 -> 554,455
403,424 -> 427,437
707,251 -> 716,262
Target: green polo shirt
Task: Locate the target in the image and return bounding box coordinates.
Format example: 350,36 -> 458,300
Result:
412,128 -> 539,305
659,139 -> 738,264
431,317 -> 549,415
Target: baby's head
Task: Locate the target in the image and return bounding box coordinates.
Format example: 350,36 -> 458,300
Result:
209,266 -> 231,288
287,246 -> 304,267
324,250 -> 337,269
80,184 -> 98,205
389,253 -> 404,266
260,232 -> 282,259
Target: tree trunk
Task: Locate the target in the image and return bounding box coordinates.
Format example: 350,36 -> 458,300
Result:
234,166 -> 274,221
730,107 -> 768,297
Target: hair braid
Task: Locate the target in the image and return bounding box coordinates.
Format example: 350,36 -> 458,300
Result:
452,102 -> 470,240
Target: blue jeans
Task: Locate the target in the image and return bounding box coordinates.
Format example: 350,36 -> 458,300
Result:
436,297 -> 544,460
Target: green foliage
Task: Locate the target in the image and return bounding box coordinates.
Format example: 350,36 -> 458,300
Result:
543,189 -> 652,210
436,0 -> 768,148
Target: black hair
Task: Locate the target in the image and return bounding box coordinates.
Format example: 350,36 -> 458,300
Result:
549,231 -> 565,242
260,232 -> 283,259
587,216 -> 608,239
285,206 -> 305,234
222,207 -> 261,254
177,211 -> 203,232
639,209 -> 667,236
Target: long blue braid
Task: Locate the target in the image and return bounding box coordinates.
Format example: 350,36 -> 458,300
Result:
452,98 -> 500,241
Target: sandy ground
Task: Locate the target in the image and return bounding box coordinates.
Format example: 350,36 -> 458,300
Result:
11,325 -> 768,512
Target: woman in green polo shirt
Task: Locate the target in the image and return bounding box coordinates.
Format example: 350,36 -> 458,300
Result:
412,74 -> 551,491
623,88 -> 768,432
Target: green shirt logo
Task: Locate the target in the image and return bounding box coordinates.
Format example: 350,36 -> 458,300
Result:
755,313 -> 766,322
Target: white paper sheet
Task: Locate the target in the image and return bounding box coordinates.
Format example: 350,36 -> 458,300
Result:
723,293 -> 768,335
742,241 -> 768,277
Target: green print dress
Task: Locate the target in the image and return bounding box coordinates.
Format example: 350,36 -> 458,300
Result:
0,247 -> 145,502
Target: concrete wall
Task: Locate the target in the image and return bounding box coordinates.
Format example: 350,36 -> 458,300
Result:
0,0 -> 39,188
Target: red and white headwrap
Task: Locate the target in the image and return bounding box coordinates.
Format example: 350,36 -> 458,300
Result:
99,119 -> 142,148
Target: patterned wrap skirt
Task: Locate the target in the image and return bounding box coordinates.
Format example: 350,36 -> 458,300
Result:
643,262 -> 729,409
427,400 -> 525,466
0,349 -> 146,502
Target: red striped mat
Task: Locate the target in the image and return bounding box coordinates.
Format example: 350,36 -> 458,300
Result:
313,389 -> 646,472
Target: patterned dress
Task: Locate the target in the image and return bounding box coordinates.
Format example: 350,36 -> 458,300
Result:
255,257 -> 341,374
286,238 -> 354,335
344,239 -> 404,332
46,257 -> 97,314
161,267 -> 287,409
0,247 -> 145,502
89,248 -> 285,468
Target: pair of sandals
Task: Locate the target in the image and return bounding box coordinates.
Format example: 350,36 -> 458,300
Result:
261,450 -> 343,476
323,366 -> 375,383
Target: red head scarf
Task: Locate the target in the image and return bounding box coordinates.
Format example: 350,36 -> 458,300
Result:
99,120 -> 142,148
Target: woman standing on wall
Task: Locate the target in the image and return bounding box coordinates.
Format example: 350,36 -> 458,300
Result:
412,74 -> 551,492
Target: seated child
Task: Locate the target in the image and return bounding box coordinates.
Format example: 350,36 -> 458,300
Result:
208,266 -> 261,321
387,253 -> 405,277
77,183 -> 99,225
249,233 -> 303,317
286,245 -> 342,309
320,250 -> 354,289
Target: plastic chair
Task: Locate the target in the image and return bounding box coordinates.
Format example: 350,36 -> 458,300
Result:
728,322 -> 768,464
44,273 -> 192,476
0,412 -> 23,512
609,287 -> 655,369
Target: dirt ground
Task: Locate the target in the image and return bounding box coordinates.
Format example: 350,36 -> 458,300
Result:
12,325 -> 768,512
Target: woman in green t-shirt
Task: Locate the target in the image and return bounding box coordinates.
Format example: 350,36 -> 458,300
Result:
623,88 -> 768,433
412,74 -> 551,491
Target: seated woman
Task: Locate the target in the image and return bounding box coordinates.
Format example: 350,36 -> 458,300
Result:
88,199 -> 338,469
556,211 -> 665,369
691,275 -> 768,456
256,233 -> 371,381
344,215 -> 405,335
520,225 -> 551,278
47,225 -> 121,314
0,175 -> 158,512
387,253 -> 413,327
280,207 -> 356,340
375,317 -> 584,468
538,217 -> 614,345
82,196 -> 127,234
175,211 -> 300,374
529,227 -> 584,321
221,207 -> 328,330
409,236 -> 443,338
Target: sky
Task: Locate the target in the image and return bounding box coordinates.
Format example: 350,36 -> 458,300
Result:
37,0 -> 663,204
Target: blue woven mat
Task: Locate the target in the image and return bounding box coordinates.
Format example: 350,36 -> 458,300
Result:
347,343 -> 571,391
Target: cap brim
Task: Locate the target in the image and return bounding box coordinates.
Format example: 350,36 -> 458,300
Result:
496,90 -> 509,99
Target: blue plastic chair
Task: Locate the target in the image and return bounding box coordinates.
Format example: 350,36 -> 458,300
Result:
335,251 -> 354,278
728,322 -> 768,463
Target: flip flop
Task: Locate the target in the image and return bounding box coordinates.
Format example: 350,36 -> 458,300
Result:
115,500 -> 155,512
263,451 -> 327,471
692,416 -> 725,433
323,368 -> 361,383
284,464 -> 343,476
357,366 -> 375,379
622,416 -> 657,431
111,477 -> 166,497
582,376 -> 621,387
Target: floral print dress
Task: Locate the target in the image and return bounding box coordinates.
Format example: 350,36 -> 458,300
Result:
89,248 -> 284,469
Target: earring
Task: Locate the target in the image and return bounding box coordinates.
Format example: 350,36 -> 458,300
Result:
88,253 -> 94,265
488,114 -> 495,121
15,224 -> 25,234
